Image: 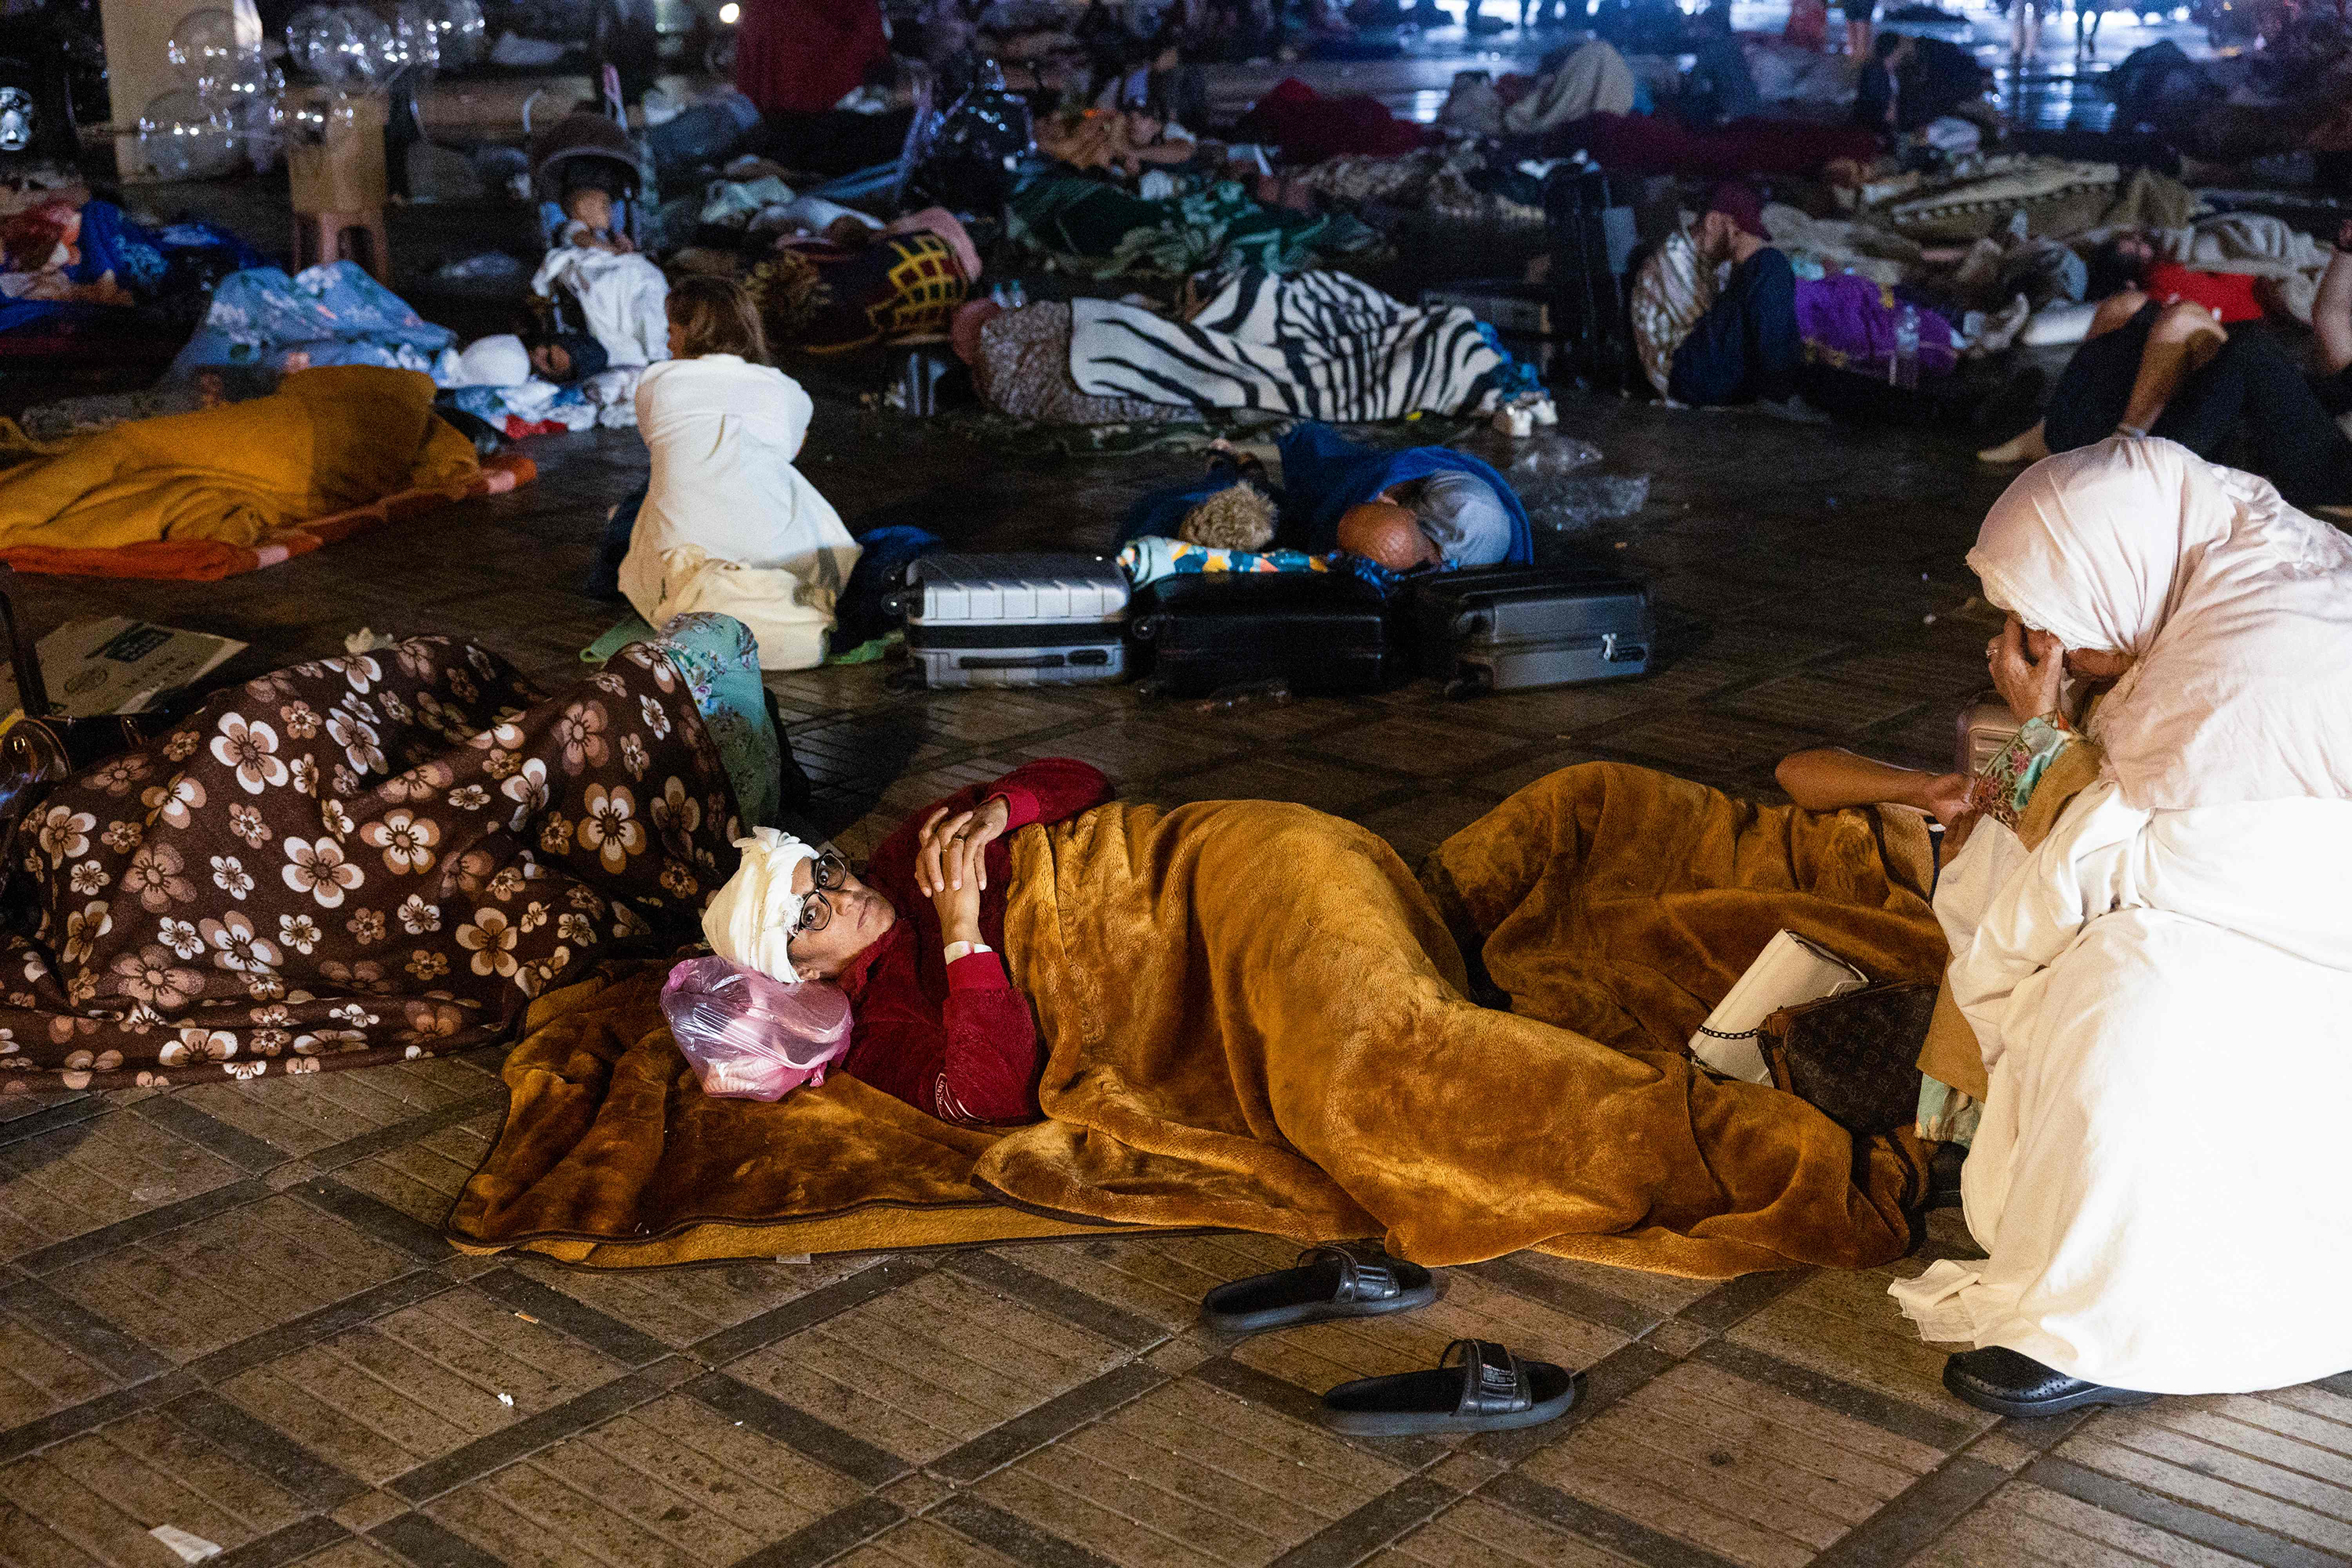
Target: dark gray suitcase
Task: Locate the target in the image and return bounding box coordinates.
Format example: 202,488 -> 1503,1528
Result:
1413,566 -> 1653,697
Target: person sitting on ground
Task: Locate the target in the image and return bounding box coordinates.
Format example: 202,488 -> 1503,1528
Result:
1630,183 -> 1804,410
1118,421 -> 1533,574
554,179 -> 635,254
1978,219 -> 2352,510
604,275 -> 860,666
1881,437 -> 2352,1415
1854,31 -> 2000,142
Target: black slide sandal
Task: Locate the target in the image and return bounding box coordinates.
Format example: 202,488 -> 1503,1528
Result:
1200,1243 -> 1439,1336
1322,1339 -> 1583,1436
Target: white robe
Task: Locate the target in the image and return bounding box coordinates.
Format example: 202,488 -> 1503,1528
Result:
1892,780 -> 2352,1394
619,356 -> 862,670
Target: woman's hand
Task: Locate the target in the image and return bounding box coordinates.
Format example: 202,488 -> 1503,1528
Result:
1919,771 -> 1982,830
914,794 -> 1014,899
1989,615 -> 2065,724
928,835 -> 983,946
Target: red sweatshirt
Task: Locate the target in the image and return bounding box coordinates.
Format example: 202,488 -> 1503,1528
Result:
836,759 -> 1112,1126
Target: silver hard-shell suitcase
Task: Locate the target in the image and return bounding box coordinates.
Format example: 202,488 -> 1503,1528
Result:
901,553 -> 1131,688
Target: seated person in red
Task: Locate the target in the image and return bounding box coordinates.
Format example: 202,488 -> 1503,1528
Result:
701,759 -> 1111,1125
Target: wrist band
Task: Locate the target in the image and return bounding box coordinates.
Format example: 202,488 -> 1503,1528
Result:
944,940 -> 993,966
2115,423 -> 2148,439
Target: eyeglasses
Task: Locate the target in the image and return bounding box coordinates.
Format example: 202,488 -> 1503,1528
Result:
789,851 -> 850,939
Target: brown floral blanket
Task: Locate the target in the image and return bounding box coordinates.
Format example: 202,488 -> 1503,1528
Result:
0,630 -> 747,1091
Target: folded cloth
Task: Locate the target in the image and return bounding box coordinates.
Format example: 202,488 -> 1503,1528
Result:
0,365 -> 477,554
1118,534 -> 1341,588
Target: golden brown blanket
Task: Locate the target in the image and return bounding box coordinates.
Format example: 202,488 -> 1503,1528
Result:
0,365 -> 477,554
448,763 -> 1947,1277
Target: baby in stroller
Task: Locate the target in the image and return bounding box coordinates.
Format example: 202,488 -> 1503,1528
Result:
554,176 -> 636,256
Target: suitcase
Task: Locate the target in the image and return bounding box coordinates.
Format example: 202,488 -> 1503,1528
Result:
899,553 -> 1130,688
1127,572 -> 1407,698
1542,161 -> 1639,394
1413,565 -> 1653,697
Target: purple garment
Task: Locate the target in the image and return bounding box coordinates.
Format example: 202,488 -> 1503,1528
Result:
1793,273 -> 1958,381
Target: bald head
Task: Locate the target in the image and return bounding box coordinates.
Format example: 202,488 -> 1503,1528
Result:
1337,501 -> 1439,571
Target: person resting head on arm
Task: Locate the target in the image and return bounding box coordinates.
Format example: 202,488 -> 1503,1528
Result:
702,758 -> 1113,1127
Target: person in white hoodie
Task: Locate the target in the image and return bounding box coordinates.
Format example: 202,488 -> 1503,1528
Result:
618,275 -> 862,670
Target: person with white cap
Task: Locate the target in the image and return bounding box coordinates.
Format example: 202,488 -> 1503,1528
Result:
701,757 -> 1112,1125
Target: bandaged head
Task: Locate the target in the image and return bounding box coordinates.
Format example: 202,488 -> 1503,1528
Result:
702,826 -> 818,983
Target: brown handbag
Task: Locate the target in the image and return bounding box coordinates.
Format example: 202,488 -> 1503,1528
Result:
1759,981 -> 1940,1137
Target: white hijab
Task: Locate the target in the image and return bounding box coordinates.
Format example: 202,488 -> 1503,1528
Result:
1969,437 -> 2352,811
701,827 -> 818,983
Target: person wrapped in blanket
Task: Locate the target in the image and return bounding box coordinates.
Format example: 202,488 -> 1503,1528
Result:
0,613 -> 782,1092
740,206 -> 979,356
1117,422 -> 1533,580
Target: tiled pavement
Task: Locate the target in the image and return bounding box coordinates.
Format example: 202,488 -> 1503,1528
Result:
4,396 -> 2349,1567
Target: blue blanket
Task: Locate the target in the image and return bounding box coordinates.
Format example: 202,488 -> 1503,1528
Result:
166,261 -> 456,380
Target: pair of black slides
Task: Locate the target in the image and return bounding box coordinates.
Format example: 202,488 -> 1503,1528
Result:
1200,1243 -> 1584,1436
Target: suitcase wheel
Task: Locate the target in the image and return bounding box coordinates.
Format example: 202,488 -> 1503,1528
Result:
1442,671 -> 1490,702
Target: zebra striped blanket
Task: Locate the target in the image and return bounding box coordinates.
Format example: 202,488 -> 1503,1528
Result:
1069,270 -> 1508,422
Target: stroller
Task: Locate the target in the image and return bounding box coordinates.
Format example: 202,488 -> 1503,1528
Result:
526,68 -> 651,337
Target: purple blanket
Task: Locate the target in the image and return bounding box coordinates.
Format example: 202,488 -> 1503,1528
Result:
1794,274 -> 1958,381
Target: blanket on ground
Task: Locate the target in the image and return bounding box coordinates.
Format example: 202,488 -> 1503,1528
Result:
0,366 -> 478,561
447,763 -> 1945,1278
1008,174 -> 1373,280
166,262 -> 457,386
1070,269 -> 1510,421
0,619 -> 756,1092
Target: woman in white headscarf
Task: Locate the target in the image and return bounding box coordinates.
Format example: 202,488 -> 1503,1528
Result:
1889,437 -> 2352,1414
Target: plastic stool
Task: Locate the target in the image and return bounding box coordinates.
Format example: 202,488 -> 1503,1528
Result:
292,209 -> 390,281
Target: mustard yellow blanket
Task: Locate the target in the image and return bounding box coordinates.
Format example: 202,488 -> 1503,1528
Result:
0,365 -> 477,552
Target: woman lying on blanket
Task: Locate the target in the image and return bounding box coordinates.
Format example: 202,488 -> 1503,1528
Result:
1976,220 -> 2352,510
702,758 -> 1108,1126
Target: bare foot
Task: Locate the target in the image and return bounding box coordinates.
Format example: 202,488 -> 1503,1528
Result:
1977,422 -> 2049,465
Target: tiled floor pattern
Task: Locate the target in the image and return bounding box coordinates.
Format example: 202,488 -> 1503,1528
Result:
3,396 -> 2345,1566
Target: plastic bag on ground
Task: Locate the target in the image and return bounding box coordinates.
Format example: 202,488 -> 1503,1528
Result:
659,955 -> 853,1101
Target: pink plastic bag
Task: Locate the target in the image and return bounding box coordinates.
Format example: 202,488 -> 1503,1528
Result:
659,956 -> 854,1102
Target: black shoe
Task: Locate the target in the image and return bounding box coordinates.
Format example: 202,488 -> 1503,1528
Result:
1943,1346 -> 2158,1417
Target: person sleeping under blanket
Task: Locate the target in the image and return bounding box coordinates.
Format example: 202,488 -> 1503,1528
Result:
0,364 -> 477,555
0,612 -> 779,1090
1119,421 -> 1532,574
684,741 -> 1960,1277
